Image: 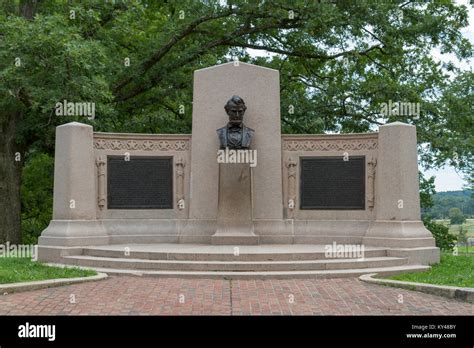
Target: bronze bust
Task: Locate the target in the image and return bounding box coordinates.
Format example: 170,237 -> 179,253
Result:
217,96 -> 255,149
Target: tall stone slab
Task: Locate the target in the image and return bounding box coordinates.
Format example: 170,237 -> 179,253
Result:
189,62 -> 283,237
39,122 -> 107,246
364,122 -> 435,248
212,163 -> 258,244
52,122 -> 97,220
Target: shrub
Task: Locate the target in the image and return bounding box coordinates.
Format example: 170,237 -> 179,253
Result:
423,217 -> 457,251
21,153 -> 54,244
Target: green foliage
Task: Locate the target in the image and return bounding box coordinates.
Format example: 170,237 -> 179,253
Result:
0,1 -> 472,240
1,1 -> 472,155
20,153 -> 54,244
449,207 -> 466,225
0,257 -> 96,284
388,253 -> 474,288
419,172 -> 436,210
423,217 -> 457,251
426,71 -> 474,172
423,190 -> 474,219
457,225 -> 468,246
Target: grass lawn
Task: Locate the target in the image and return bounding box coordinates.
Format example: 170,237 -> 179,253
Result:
0,257 -> 96,284
387,253 -> 474,288
457,246 -> 474,253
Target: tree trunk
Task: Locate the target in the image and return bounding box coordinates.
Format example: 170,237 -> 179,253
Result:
0,0 -> 43,244
0,111 -> 22,244
19,0 -> 40,20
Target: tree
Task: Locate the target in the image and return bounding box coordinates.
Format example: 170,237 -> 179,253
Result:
21,152 -> 53,244
0,0 -> 43,244
449,207 -> 466,225
457,225 -> 468,250
0,1 -> 472,242
419,172 -> 436,212
423,190 -> 474,219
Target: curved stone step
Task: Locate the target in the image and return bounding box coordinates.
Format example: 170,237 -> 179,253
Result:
49,263 -> 430,280
62,255 -> 408,272
82,244 -> 387,261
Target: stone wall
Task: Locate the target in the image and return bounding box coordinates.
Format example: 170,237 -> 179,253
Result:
38,62 -> 436,255
93,132 -> 191,220
282,133 -> 378,221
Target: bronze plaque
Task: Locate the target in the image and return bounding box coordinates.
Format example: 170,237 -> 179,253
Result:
300,156 -> 365,210
107,156 -> 173,209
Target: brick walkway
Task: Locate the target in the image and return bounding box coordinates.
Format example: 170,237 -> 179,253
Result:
0,276 -> 471,315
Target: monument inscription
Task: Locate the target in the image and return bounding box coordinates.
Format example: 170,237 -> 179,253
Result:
107,156 -> 173,209
300,156 -> 365,210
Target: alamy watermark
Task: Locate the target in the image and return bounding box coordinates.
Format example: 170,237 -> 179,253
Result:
217,148 -> 257,167
380,100 -> 420,118
324,242 -> 365,259
55,99 -> 95,120
0,242 -> 38,261
18,322 -> 55,342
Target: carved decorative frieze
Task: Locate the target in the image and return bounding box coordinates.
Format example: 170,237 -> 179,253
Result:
367,156 -> 377,210
283,138 -> 378,152
175,157 -> 186,210
286,157 -> 297,217
94,138 -> 190,152
96,155 -> 106,210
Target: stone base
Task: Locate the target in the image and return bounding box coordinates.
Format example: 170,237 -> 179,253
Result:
362,236 -> 436,248
387,247 -> 440,265
37,245 -> 83,262
363,220 -> 436,248
38,218 -> 440,266
39,220 -> 109,246
365,220 -> 434,238
211,233 -> 259,245
37,243 -> 432,278
39,218 -> 438,248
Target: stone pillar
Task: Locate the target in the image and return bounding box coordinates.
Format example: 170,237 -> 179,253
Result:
39,122 -> 107,246
175,156 -> 186,210
96,155 -> 106,210
212,164 -> 257,245
363,122 -> 435,248
286,157 -> 297,219
367,156 -> 377,211
188,62 -> 284,238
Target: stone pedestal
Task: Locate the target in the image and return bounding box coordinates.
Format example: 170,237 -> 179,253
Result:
37,64 -> 439,268
212,163 -> 258,245
39,122 -> 108,246
363,122 -> 435,248
189,62 -> 283,232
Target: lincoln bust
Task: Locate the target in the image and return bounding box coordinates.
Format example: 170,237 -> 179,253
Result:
216,95 -> 255,149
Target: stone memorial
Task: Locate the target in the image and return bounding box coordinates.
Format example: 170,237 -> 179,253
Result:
214,95 -> 256,244
37,62 -> 439,276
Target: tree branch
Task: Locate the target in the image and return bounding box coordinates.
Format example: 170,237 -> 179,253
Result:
227,41 -> 382,60
115,19 -> 303,102
113,8 -> 241,94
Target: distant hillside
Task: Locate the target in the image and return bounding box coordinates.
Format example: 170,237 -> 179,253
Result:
435,190 -> 473,198
422,190 -> 474,219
